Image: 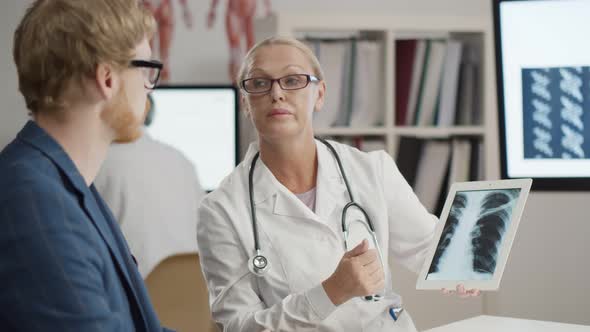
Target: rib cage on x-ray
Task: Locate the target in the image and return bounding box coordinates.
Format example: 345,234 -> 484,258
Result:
471,190 -> 519,274
428,193 -> 467,274
427,189 -> 520,280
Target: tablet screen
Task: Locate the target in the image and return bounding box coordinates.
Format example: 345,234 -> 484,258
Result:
426,188 -> 521,281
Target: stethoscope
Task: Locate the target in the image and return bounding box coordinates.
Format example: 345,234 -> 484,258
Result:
247,137 -> 387,302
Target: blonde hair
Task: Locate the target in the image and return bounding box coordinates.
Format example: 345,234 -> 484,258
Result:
237,36 -> 325,86
13,0 -> 156,114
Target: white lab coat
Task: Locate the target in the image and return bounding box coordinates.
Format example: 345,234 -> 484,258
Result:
197,139 -> 437,332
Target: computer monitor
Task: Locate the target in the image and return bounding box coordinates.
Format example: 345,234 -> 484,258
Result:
146,85 -> 239,192
494,0 -> 590,190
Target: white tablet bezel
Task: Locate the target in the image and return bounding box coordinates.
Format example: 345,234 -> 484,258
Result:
416,179 -> 532,291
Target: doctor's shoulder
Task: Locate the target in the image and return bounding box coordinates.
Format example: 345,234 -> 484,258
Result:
198,160 -> 249,211
196,160 -> 251,248
328,139 -> 392,174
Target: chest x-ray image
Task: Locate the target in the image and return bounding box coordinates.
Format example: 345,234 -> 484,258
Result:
426,189 -> 521,281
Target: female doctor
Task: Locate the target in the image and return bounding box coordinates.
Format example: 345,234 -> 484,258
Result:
196,36 -> 479,332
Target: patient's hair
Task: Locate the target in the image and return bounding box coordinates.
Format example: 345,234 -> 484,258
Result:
13,0 -> 156,115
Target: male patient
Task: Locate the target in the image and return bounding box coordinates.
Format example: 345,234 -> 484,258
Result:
0,0 -> 173,331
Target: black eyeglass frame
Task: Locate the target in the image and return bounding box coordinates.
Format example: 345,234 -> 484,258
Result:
129,59 -> 163,89
240,74 -> 320,94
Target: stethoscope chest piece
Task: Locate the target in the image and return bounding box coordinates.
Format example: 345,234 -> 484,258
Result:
249,252 -> 269,276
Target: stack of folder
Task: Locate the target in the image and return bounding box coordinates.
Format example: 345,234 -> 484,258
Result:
394,36 -> 482,127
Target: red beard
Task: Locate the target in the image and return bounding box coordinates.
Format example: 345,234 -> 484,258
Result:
101,86 -> 144,143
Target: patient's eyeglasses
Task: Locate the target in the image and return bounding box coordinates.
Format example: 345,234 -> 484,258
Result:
129,59 -> 163,89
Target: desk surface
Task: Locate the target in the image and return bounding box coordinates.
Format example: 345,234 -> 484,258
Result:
424,315 -> 590,332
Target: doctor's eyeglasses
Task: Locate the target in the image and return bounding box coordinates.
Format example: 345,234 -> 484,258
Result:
241,74 -> 320,94
129,59 -> 163,89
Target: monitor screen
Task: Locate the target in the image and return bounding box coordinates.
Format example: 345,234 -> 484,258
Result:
146,86 -> 238,191
494,0 -> 590,190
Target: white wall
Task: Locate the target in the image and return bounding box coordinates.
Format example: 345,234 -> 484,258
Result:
0,1 -> 28,147
2,0 -> 589,329
485,192 -> 590,325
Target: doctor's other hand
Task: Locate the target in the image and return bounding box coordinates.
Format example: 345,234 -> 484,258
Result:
322,239 -> 385,306
442,284 -> 481,298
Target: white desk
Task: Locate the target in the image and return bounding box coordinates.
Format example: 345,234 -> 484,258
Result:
424,315 -> 590,332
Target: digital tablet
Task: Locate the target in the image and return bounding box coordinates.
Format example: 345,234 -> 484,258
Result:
416,179 -> 532,291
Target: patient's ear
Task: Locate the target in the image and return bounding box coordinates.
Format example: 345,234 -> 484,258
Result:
95,62 -> 119,100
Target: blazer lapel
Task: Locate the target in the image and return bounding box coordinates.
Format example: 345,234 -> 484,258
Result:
89,186 -> 150,330
84,187 -> 144,306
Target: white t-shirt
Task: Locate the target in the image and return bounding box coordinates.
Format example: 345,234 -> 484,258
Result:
95,132 -> 205,278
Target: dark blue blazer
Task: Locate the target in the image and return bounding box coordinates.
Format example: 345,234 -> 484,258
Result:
0,121 -> 174,332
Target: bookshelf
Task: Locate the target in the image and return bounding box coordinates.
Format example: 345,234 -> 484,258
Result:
393,126 -> 485,138
315,127 -> 388,136
253,13 -> 500,183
